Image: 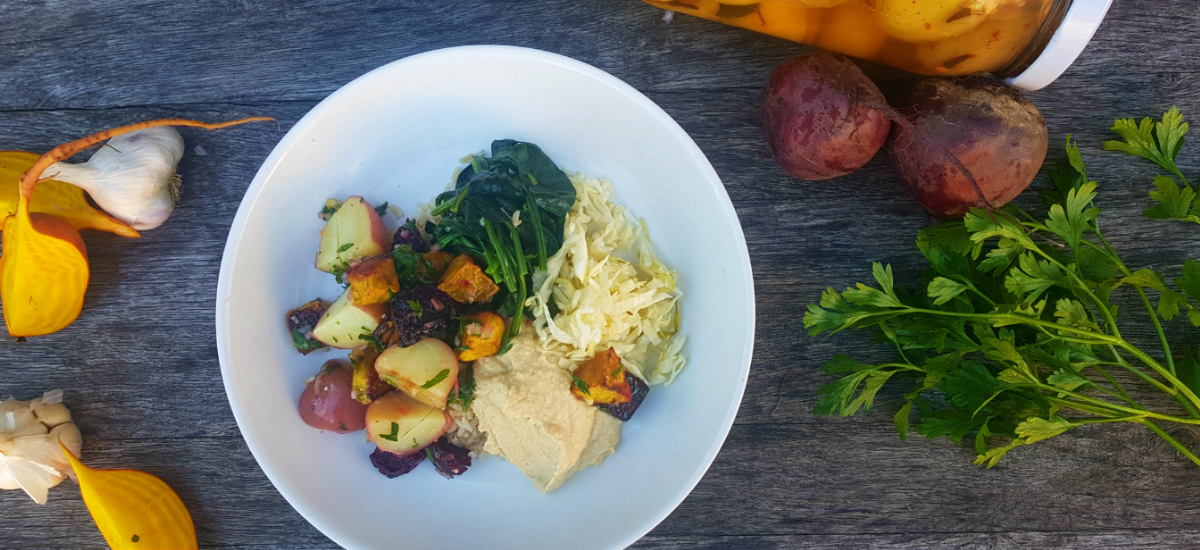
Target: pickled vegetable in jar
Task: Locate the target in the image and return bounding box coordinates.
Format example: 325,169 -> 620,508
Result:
642,0 -> 1112,89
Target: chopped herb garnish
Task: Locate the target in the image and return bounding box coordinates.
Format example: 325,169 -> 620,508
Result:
411,437 -> 419,449
131,534 -> 140,543
291,329 -> 325,353
319,202 -> 339,220
448,365 -> 477,410
421,369 -> 451,389
570,374 -> 591,396
338,422 -> 347,431
379,422 -> 399,441
337,243 -> 355,253
358,332 -> 385,352
614,364 -> 624,377
407,299 -> 424,317
375,201 -> 390,217
424,446 -> 436,462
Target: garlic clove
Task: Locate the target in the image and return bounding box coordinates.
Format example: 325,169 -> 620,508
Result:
2,448 -> 65,504
49,127 -> 185,231
49,423 -> 82,480
32,402 -> 71,428
0,398 -> 46,439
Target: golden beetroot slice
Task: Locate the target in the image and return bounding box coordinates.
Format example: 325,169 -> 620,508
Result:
888,77 -> 1048,218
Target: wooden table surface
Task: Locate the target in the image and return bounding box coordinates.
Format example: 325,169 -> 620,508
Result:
3,1 -> 1200,548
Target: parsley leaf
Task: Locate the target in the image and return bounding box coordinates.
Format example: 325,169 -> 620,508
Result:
570,374 -> 591,396
420,369 -> 450,389
375,201 -> 390,217
379,422 -> 399,442
1143,175 -> 1200,224
1104,106 -> 1190,185
406,299 -> 423,318
338,243 -> 355,253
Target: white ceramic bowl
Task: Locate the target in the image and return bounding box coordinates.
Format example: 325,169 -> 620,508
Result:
216,46 -> 754,550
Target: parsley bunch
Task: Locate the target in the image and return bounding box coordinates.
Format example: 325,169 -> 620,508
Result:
804,134 -> 1200,468
1105,106 -> 1199,225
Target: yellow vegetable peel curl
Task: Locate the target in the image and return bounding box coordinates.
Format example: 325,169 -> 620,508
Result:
61,442 -> 198,550
1,117 -> 272,337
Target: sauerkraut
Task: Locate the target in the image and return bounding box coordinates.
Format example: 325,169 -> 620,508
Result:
527,174 -> 686,385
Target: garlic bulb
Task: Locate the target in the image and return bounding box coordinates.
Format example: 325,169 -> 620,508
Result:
0,390 -> 82,504
49,127 -> 185,231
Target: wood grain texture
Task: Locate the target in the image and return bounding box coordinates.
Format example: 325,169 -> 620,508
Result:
1,0 -> 1199,549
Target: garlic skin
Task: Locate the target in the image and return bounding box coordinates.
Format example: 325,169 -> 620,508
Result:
0,391 -> 82,504
49,127 -> 185,231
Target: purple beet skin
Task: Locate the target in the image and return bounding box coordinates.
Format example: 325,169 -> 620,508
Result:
599,374 -> 649,422
370,447 -> 426,478
429,437 -> 472,479
391,219 -> 429,253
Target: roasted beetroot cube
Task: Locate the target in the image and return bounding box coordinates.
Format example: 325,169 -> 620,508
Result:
370,447 -> 425,478
428,437 -> 471,479
286,299 -> 327,355
373,286 -> 456,348
599,373 -> 648,421
391,219 -> 429,253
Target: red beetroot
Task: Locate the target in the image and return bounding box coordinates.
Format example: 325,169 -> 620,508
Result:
762,51 -> 891,181
888,77 -> 1048,218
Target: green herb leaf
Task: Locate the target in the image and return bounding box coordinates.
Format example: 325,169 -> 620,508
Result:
1122,268 -> 1167,292
338,243 -> 354,253
894,401 -> 913,441
379,422 -> 399,442
421,369 -> 450,389
1046,370 -> 1094,392
375,201 -> 390,217
570,374 -> 591,396
1044,181 -> 1100,250
406,299 -> 423,318
1104,106 -> 1190,184
1015,415 -> 1074,443
927,277 -> 969,306
1143,175 -> 1200,224
1176,259 -> 1200,302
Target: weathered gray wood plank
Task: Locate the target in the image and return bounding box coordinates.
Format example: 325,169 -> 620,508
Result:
1,0 -> 1199,549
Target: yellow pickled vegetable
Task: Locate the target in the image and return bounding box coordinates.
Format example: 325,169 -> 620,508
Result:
812,1 -> 888,60
0,151 -> 138,237
916,14 -> 1037,74
875,0 -> 991,43
61,443 -> 198,550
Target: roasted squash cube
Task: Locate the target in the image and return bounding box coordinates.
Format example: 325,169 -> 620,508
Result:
417,250 -> 455,282
438,254 -> 499,304
570,349 -> 632,406
350,346 -> 394,404
457,311 -> 505,362
347,255 -> 400,305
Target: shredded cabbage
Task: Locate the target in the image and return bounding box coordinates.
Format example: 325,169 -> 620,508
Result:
527,174 -> 686,385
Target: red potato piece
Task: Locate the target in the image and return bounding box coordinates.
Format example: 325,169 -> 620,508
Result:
374,338 -> 459,409
366,390 -> 452,456
299,361 -> 368,433
762,51 -> 890,181
311,287 -> 387,349
888,77 -> 1048,218
315,196 -> 389,273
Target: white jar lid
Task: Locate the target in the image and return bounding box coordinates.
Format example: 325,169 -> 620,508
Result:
1005,0 -> 1114,90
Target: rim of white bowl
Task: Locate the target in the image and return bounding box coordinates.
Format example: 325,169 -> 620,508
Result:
215,44 -> 756,550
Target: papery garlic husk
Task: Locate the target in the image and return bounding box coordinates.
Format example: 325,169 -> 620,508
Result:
49,127 -> 184,231
0,391 -> 82,504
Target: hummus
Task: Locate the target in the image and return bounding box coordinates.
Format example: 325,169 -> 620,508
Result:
473,329 -> 621,493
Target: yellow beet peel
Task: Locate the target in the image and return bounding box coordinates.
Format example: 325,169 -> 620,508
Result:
61,443 -> 198,550
0,117 -> 272,338
0,151 -> 139,238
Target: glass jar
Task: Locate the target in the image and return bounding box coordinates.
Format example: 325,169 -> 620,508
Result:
641,0 -> 1112,89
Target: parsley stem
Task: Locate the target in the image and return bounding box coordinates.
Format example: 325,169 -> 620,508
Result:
1117,341 -> 1200,412
1084,364 -> 1139,408
1133,286 -> 1177,376
1140,418 -> 1200,468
